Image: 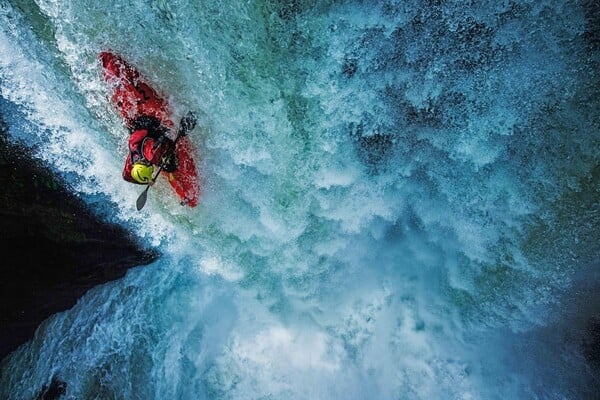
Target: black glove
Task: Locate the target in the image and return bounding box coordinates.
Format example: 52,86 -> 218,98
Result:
178,112 -> 197,136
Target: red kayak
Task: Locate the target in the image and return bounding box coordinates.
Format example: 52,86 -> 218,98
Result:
99,51 -> 200,207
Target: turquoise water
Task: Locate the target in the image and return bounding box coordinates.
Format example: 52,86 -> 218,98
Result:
1,0 -> 599,398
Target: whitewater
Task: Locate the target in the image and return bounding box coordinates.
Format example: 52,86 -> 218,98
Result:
1,0 -> 598,398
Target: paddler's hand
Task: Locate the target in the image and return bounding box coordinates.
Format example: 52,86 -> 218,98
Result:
159,151 -> 178,172
179,112 -> 197,136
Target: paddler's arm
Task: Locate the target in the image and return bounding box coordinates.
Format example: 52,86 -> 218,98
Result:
122,155 -> 146,185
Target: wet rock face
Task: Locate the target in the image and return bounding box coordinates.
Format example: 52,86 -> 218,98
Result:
0,121 -> 159,361
582,316 -> 600,369
34,377 -> 67,400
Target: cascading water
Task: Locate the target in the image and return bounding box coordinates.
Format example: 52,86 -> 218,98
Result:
1,0 -> 598,398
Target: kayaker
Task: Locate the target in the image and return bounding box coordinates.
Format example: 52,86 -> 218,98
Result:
123,113 -> 196,185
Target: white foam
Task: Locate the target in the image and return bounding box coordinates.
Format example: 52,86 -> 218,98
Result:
1,1 -> 596,399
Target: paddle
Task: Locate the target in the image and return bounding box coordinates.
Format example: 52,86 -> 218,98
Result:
135,112 -> 197,211
136,165 -> 163,211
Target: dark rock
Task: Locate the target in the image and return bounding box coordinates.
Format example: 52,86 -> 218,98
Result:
35,376 -> 67,400
0,119 -> 159,361
583,0 -> 600,51
583,316 -> 600,367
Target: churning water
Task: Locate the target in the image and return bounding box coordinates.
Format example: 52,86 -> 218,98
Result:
1,0 -> 599,398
